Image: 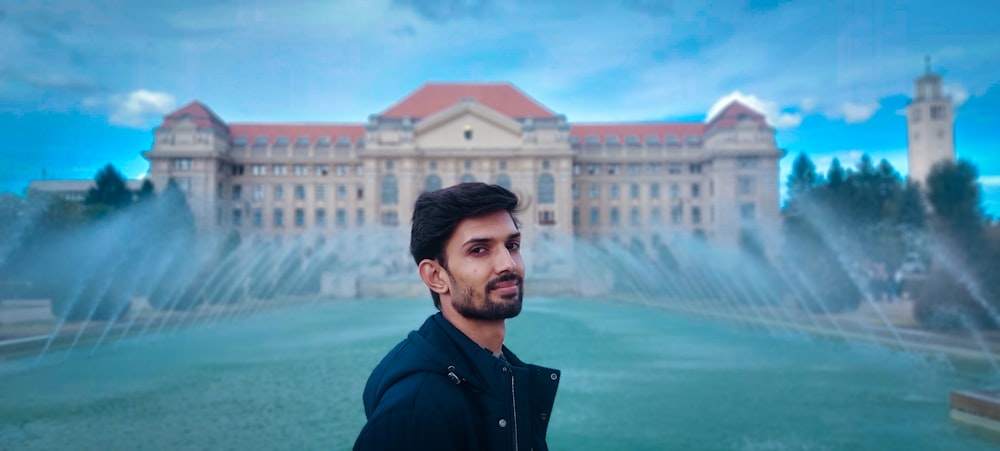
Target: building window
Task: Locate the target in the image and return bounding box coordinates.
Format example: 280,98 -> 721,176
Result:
671,205 -> 682,224
316,136 -> 332,148
651,207 -> 662,225
294,208 -> 305,227
252,208 -> 263,228
608,164 -> 621,175
316,208 -> 326,227
628,163 -> 642,175
610,208 -> 620,225
542,159 -> 550,170
232,209 -> 242,227
294,164 -> 309,176
381,174 -> 399,205
538,210 -> 555,225
381,211 -> 399,226
737,176 -> 755,195
648,163 -> 661,175
253,184 -> 264,200
426,174 -> 442,192
295,136 -> 311,148
740,203 -> 756,221
650,183 -> 660,199
461,174 -> 476,183
692,206 -> 702,224
499,160 -> 507,170
273,185 -> 284,200
609,183 -> 619,199
625,135 -> 640,147
685,135 -> 701,146
385,160 -> 394,170
357,185 -> 364,200
573,163 -> 581,175
589,207 -> 600,226
630,183 -> 640,199
335,164 -> 349,176
273,165 -> 287,176
931,105 -> 945,120
665,135 -> 681,147
274,208 -> 284,227
689,163 -> 702,174
495,173 -> 511,191
645,135 -> 660,146
316,185 -> 326,200
337,136 -> 352,148
251,164 -> 267,176
253,136 -> 269,148
587,164 -> 600,175
315,165 -> 329,176
173,158 -> 192,170
589,184 -> 599,199
585,135 -> 600,147
231,184 -> 242,200
631,207 -> 641,226
691,183 -> 700,198
233,136 -> 249,148
538,173 -> 555,204
231,164 -> 244,176
668,164 -> 682,175
355,164 -> 364,176
464,160 -> 472,170
605,136 -> 621,147
669,183 -> 679,199
572,183 -> 579,200
336,184 -> 347,199
572,207 -> 580,226
336,208 -> 347,227
294,185 -> 305,200
429,160 -> 438,170
737,157 -> 759,168
357,209 -> 365,226
274,136 -> 290,148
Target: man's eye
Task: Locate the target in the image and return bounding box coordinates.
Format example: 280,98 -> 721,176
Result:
470,247 -> 487,254
507,242 -> 520,250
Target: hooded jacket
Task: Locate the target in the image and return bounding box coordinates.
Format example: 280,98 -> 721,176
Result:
353,313 -> 560,451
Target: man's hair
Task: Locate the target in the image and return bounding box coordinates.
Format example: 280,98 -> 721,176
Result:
410,183 -> 521,309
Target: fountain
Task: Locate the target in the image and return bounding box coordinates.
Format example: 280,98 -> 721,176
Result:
1,192 -> 999,449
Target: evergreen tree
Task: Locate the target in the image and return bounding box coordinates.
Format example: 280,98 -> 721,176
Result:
85,164 -> 133,215
786,153 -> 819,204
136,178 -> 156,203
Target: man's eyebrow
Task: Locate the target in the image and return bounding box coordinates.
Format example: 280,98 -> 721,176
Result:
461,232 -> 521,247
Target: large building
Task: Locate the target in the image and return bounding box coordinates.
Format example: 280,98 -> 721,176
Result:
142,83 -> 784,246
906,58 -> 956,185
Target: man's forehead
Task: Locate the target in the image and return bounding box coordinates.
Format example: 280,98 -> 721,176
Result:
451,211 -> 518,242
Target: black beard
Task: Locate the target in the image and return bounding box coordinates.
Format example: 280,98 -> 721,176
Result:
450,273 -> 524,321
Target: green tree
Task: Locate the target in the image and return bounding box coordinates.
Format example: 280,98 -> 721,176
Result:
136,178 -> 156,203
85,164 -> 133,216
786,153 -> 819,204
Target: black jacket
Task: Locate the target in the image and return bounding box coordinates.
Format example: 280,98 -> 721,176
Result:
354,313 -> 560,450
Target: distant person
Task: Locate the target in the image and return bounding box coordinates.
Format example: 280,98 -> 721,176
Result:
354,183 -> 560,451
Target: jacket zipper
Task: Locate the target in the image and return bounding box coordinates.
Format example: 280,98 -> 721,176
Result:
510,366 -> 518,451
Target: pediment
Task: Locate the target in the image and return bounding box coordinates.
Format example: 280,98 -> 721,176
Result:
414,102 -> 523,149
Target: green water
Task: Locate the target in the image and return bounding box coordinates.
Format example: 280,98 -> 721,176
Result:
0,298 -> 997,450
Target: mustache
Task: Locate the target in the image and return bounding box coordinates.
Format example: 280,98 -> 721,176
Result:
486,273 -> 523,291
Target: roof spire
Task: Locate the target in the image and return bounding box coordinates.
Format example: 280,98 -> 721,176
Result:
924,55 -> 931,74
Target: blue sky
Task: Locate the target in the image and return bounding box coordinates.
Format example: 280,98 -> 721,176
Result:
1,0 -> 998,215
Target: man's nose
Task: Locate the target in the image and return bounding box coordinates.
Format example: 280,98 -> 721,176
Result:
495,247 -> 517,273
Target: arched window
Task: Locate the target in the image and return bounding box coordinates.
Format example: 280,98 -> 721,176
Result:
461,174 -> 476,183
495,173 -> 512,190
381,174 -> 398,205
537,173 -> 555,204
425,174 -> 442,192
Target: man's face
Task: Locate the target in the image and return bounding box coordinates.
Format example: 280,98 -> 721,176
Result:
440,210 -> 525,321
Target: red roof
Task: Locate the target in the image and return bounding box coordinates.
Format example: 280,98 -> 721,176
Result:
228,123 -> 366,145
569,122 -> 705,145
706,101 -> 767,128
381,82 -> 556,119
161,101 -> 227,130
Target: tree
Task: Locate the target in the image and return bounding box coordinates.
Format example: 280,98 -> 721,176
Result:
786,153 -> 819,203
85,164 -> 133,216
926,159 -> 983,241
136,178 -> 156,203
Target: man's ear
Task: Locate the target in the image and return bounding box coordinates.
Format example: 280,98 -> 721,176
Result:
418,259 -> 450,296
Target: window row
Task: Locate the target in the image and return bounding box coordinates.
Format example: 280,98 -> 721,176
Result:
572,203 -> 754,227
241,164 -> 363,177
569,134 -> 702,147
385,173 -> 557,205
573,182 -> 700,200
230,207 -> 365,228
232,135 -> 360,149
573,162 -> 706,176
226,184 -> 364,201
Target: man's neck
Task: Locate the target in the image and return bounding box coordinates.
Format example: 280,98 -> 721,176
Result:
441,309 -> 506,355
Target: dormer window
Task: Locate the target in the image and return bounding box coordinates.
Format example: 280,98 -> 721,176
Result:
274,136 -> 290,148
252,136 -> 269,148
233,136 -> 249,147
295,136 -> 311,147
625,135 -> 640,147
336,136 -> 352,148
685,135 -> 701,146
605,135 -> 621,146
645,135 -> 660,146
584,135 -> 600,147
569,136 -> 580,146
665,135 -> 681,146
316,136 -> 332,148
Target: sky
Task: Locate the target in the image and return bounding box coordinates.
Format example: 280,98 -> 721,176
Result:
1,0 -> 998,216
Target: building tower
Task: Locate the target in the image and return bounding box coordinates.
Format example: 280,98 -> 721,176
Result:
906,56 -> 955,186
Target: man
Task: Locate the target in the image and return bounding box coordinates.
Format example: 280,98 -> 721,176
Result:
354,183 -> 560,451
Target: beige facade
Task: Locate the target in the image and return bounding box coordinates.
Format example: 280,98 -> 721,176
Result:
906,61 -> 956,185
39,83 -> 783,247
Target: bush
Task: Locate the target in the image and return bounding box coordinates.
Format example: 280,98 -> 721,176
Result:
912,267 -> 997,330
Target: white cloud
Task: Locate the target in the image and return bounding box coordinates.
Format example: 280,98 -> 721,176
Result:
705,91 -> 802,129
840,102 -> 880,123
800,97 -> 818,113
944,83 -> 970,107
85,90 -> 177,128
981,176 -> 1000,187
